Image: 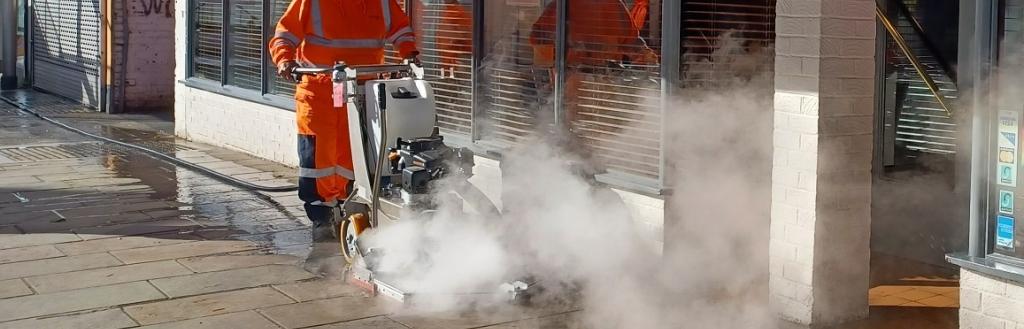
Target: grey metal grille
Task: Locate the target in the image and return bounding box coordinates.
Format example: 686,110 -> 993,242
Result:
30,0 -> 102,107
0,143 -> 120,161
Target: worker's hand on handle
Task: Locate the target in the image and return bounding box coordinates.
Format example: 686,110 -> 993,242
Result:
277,60 -> 298,82
405,51 -> 422,67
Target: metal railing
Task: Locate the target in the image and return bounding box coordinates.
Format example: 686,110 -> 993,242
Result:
876,4 -> 953,118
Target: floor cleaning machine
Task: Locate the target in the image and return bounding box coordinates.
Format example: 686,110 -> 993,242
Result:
291,61 -> 526,303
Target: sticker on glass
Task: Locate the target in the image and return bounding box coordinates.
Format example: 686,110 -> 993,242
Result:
1000,163 -> 1018,187
997,215 -> 1015,250
998,111 -> 1020,187
1001,190 -> 1014,214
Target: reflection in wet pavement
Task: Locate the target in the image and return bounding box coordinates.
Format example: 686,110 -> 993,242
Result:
0,90 -> 310,259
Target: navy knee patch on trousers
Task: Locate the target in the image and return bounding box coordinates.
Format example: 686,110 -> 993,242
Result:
297,134 -> 330,224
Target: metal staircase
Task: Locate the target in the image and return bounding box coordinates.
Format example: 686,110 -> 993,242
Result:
878,0 -> 959,164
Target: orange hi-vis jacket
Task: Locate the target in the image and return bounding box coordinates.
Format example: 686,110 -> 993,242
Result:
269,0 -> 418,67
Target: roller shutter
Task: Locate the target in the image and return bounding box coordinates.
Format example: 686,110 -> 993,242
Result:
681,1 -> 776,87
30,0 -> 102,107
410,1 -> 474,136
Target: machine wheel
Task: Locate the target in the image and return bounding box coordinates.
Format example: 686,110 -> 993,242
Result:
340,213 -> 370,264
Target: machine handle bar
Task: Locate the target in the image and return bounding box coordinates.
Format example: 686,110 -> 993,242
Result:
291,62 -> 423,82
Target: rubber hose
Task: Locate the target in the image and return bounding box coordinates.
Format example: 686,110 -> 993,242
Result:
3,98 -> 299,192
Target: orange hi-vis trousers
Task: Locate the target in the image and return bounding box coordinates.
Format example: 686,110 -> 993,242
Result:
295,75 -> 355,223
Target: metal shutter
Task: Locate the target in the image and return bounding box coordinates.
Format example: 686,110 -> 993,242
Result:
227,0 -> 263,90
30,0 -> 102,107
569,0 -> 663,182
680,1 -> 776,87
410,1 -> 473,136
482,4 -> 544,146
269,0 -> 293,96
192,0 -> 224,82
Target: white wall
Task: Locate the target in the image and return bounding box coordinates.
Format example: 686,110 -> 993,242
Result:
960,269 -> 1024,329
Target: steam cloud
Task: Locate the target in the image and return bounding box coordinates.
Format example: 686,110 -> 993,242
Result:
362,33 -> 777,328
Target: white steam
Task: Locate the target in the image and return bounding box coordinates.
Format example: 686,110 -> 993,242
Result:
364,33 -> 776,328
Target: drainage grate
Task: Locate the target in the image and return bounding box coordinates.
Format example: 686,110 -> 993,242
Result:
0,92 -> 96,114
0,143 -> 125,162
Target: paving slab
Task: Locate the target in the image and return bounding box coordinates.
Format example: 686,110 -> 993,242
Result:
55,234 -> 199,256
259,296 -> 397,329
124,287 -> 294,325
309,316 -> 411,329
72,219 -> 199,240
109,240 -> 259,264
150,264 -> 315,298
15,212 -> 155,233
177,253 -> 301,273
0,309 -> 138,329
136,311 -> 279,329
0,281 -> 165,323
0,252 -> 122,281
25,260 -> 194,294
0,232 -> 81,250
389,308 -> 538,329
0,279 -> 32,299
0,244 -> 64,264
476,312 -> 585,329
272,279 -> 367,302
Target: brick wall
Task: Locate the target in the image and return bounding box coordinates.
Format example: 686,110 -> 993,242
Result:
121,0 -> 175,110
769,0 -> 876,326
960,269 -> 1024,329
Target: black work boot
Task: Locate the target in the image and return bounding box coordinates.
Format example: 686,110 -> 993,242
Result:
311,221 -> 335,242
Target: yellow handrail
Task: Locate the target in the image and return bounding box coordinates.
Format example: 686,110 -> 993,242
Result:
876,5 -> 953,118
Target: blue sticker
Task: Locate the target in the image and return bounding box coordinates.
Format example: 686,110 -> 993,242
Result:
1002,132 -> 1018,146
1001,190 -> 1015,214
997,215 -> 1015,250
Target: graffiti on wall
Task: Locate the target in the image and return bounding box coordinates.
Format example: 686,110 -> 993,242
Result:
134,0 -> 173,17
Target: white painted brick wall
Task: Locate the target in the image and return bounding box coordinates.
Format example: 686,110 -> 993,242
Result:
960,269 -> 1024,329
769,0 -> 875,326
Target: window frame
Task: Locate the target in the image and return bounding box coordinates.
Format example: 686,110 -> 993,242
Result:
185,0 -> 295,110
948,0 -> 1024,285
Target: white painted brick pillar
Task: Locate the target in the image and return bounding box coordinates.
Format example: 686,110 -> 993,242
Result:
769,0 -> 876,326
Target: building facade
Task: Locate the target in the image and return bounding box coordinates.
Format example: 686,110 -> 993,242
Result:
12,0 -> 174,111
171,0 -> 1024,327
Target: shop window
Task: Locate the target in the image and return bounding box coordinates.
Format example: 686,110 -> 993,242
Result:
226,0 -> 263,90
991,0 -> 1024,263
680,1 -> 775,87
477,1 -> 548,146
191,0 -> 223,82
268,0 -> 293,97
563,0 -> 662,182
410,0 -> 474,137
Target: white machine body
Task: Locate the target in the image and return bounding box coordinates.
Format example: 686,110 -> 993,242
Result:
347,78 -> 437,203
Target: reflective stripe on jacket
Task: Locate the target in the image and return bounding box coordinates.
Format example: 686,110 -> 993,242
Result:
269,0 -> 418,67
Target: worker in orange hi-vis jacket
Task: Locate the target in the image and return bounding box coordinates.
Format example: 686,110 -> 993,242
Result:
434,0 -> 472,77
268,0 -> 419,241
528,0 -> 656,125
